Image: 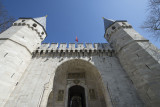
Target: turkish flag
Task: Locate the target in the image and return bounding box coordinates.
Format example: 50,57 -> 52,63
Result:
75,36 -> 78,42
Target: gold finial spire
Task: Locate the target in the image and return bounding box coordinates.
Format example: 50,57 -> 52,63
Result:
45,15 -> 48,18
102,17 -> 104,19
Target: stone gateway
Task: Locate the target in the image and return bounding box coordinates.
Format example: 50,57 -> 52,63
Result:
0,16 -> 160,107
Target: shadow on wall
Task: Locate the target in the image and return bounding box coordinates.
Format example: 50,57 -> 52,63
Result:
91,56 -> 145,106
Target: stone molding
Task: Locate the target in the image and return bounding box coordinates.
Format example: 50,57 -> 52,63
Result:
0,38 -> 32,54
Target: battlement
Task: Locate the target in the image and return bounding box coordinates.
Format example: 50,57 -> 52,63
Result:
33,43 -> 114,55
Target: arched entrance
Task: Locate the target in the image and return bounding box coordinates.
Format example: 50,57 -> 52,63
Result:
68,85 -> 86,107
46,59 -> 107,107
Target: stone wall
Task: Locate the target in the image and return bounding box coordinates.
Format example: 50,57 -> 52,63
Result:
5,48 -> 144,107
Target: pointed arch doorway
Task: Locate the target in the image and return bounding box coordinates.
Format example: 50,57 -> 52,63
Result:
68,85 -> 86,107
46,59 -> 108,107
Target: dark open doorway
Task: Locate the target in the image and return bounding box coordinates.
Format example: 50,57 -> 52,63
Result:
68,85 -> 86,107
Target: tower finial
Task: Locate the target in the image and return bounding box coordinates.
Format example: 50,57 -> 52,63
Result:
34,16 -> 47,30
103,17 -> 115,31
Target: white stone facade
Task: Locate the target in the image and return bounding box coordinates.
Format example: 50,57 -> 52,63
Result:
0,17 -> 159,107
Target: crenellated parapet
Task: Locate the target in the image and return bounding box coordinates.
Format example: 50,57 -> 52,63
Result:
33,43 -> 114,57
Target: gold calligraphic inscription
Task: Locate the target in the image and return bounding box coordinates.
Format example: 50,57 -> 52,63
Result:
89,89 -> 96,100
68,73 -> 85,79
57,90 -> 64,101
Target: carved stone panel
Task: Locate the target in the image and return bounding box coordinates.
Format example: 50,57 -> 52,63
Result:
57,90 -> 64,101
89,89 -> 96,100
67,73 -> 85,79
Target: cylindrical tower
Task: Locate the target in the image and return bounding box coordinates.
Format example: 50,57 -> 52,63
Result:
0,16 -> 47,106
103,18 -> 160,106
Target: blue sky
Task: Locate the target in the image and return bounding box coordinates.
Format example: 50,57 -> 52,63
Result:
2,0 -> 159,48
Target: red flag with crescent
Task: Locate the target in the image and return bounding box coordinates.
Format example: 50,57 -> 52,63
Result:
75,36 -> 78,42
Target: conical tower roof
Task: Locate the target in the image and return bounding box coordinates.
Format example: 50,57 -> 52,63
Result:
34,16 -> 47,30
103,17 -> 115,30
